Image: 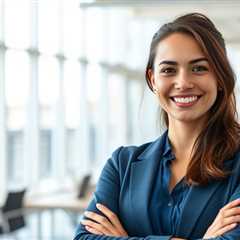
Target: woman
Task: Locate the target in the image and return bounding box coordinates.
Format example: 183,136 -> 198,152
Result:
74,13 -> 240,240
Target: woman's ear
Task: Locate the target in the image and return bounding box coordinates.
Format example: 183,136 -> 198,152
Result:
148,69 -> 156,92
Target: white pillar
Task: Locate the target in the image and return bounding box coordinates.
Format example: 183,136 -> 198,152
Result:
52,55 -> 66,178
0,0 -> 7,205
95,64 -> 109,170
74,9 -> 91,178
23,0 -> 40,185
0,47 -> 7,205
51,0 -> 66,179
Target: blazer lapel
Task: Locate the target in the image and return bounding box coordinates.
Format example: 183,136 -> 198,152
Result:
129,133 -> 167,235
176,180 -> 221,237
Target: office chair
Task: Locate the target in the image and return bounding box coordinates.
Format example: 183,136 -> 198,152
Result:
0,189 -> 26,239
77,174 -> 91,199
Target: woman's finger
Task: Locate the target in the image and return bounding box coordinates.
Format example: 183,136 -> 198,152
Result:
221,199 -> 240,211
81,219 -> 110,235
209,215 -> 239,233
203,200 -> 240,238
204,221 -> 238,239
221,215 -> 240,226
85,226 -> 103,235
214,223 -> 237,237
209,216 -> 239,235
96,203 -> 127,234
221,207 -> 240,218
84,211 -> 115,233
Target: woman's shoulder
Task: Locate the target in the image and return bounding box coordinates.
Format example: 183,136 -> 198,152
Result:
109,131 -> 168,170
110,140 -> 154,165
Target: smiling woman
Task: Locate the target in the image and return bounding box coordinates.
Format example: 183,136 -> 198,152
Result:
148,33 -> 218,136
74,13 -> 240,240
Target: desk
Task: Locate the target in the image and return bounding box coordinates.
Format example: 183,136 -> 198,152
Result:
24,191 -> 91,211
24,190 -> 92,240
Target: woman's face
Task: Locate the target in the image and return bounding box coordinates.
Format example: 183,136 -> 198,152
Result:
149,32 -> 218,127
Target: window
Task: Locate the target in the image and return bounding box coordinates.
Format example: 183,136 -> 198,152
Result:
5,50 -> 30,184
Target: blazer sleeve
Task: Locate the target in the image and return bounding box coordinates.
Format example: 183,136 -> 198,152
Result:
193,185 -> 240,240
73,147 -> 172,240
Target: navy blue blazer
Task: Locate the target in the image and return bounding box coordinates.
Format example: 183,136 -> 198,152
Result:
74,132 -> 240,240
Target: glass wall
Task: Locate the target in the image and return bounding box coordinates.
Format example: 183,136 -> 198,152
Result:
0,1 -> 157,196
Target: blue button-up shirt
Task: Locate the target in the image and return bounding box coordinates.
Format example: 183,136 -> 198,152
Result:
149,134 -> 190,235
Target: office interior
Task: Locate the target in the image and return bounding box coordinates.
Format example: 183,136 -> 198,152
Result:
0,0 -> 240,239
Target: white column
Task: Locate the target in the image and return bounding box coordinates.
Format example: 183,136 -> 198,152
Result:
95,64 -> 109,169
74,9 -> 91,178
0,47 -> 7,205
120,72 -> 129,144
23,0 -> 40,185
94,10 -> 110,173
52,55 -> 66,178
76,59 -> 90,176
51,0 -> 66,179
0,0 -> 7,204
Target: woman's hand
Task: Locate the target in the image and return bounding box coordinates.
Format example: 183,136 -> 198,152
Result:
81,203 -> 128,237
203,198 -> 240,239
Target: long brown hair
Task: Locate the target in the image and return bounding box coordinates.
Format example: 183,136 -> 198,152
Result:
145,13 -> 240,185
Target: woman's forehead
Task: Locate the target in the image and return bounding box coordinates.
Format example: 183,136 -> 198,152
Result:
154,33 -> 206,63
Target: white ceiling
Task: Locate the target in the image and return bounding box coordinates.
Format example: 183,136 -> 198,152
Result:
80,0 -> 240,45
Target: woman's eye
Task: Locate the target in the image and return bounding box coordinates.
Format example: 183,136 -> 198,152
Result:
160,67 -> 176,74
192,65 -> 208,73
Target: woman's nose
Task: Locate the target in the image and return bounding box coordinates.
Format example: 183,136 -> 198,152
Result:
174,71 -> 194,90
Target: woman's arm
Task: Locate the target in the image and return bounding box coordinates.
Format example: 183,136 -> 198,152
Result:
74,147 -> 173,240
73,147 -> 240,240
80,199 -> 240,240
81,203 -> 128,236
79,198 -> 240,240
203,198 -> 240,239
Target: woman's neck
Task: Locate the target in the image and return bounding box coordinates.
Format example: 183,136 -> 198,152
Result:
168,120 -> 203,162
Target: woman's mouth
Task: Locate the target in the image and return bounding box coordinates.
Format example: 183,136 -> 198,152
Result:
170,95 -> 201,107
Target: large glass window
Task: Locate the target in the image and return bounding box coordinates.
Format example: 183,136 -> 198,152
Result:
64,60 -> 81,174
5,0 -> 30,49
38,0 -> 59,54
63,0 -> 82,58
38,55 -> 59,177
5,50 -> 30,184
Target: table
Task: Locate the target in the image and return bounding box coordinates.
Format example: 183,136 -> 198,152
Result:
24,190 -> 93,240
24,191 -> 91,211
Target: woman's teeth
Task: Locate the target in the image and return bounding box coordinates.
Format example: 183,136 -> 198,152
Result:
173,96 -> 198,103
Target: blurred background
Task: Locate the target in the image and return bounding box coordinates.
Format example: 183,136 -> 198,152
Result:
0,0 -> 240,239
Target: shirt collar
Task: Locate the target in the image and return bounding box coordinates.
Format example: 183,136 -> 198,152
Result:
162,131 -> 176,164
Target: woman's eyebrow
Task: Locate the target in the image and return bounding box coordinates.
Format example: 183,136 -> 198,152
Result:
189,57 -> 208,64
158,57 -> 208,66
158,60 -> 177,66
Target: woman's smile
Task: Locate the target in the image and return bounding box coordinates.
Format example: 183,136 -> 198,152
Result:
170,95 -> 202,108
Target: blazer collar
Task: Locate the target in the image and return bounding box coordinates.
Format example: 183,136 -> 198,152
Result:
129,130 -> 171,235
137,130 -> 171,161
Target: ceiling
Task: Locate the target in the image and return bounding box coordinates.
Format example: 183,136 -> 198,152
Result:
79,0 -> 240,46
